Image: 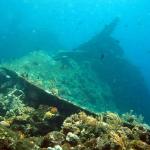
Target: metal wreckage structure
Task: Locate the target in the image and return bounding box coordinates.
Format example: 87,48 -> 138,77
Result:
1,18 -> 150,124
0,18 -> 150,150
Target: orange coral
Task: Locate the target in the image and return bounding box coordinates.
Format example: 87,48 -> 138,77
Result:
50,107 -> 58,114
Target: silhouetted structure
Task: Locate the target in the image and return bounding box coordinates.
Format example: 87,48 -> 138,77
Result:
55,18 -> 150,122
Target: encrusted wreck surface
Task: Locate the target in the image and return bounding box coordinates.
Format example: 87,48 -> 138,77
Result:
1,50 -> 116,113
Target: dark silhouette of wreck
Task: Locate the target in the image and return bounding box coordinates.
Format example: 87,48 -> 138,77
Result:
55,18 -> 150,122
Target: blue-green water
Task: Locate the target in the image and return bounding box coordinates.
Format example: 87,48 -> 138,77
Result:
0,0 -> 150,122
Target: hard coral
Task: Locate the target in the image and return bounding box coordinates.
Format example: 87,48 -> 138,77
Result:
41,131 -> 65,148
44,111 -> 54,120
0,101 -> 150,150
66,132 -> 80,146
50,107 -> 58,114
60,112 -> 150,150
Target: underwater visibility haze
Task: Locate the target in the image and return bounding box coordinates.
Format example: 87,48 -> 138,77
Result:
0,0 -> 150,149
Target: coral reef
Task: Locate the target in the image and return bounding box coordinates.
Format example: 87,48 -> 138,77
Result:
1,111 -> 149,150
40,112 -> 150,150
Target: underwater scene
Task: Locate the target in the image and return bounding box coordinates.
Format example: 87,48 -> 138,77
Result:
0,0 -> 150,150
